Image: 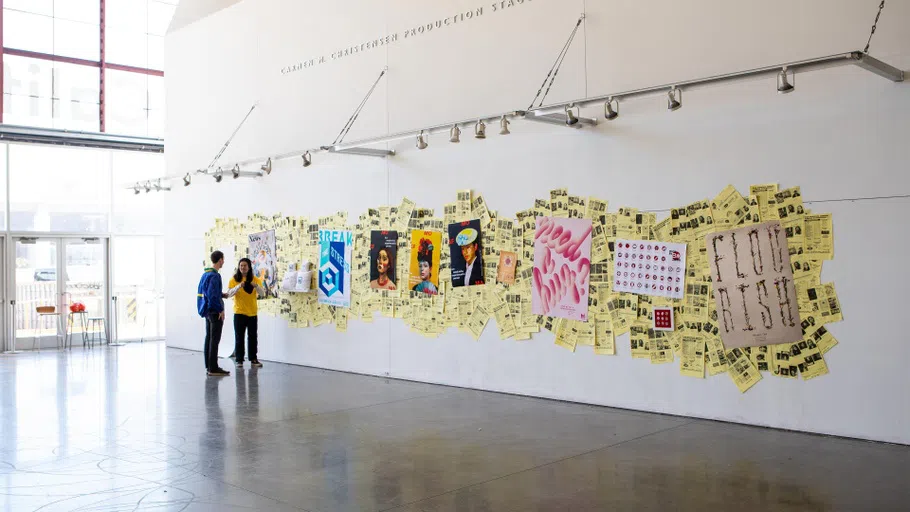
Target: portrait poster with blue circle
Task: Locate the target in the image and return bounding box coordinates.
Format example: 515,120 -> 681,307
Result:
318,229 -> 353,307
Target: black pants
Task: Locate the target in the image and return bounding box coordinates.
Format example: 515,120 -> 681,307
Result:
204,313 -> 224,371
233,314 -> 259,363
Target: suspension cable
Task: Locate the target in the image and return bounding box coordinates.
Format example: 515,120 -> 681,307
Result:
863,1 -> 886,54
527,15 -> 585,110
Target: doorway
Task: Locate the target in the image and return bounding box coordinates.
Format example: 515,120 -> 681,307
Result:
12,237 -> 109,350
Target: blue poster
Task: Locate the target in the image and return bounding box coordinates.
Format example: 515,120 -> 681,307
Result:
318,229 -> 353,307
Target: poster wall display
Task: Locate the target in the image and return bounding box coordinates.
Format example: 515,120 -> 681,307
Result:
532,217 -> 592,321
497,251 -> 517,285
318,229 -> 353,307
448,219 -> 485,288
369,230 -> 399,291
249,230 -> 278,298
613,239 -> 688,299
409,230 -> 442,295
207,181 -> 842,393
706,220 -> 801,349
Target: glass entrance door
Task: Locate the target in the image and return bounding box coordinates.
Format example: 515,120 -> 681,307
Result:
13,237 -> 109,349
64,238 -> 108,339
14,238 -> 63,348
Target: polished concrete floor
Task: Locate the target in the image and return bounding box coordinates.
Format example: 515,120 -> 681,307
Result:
0,343 -> 907,511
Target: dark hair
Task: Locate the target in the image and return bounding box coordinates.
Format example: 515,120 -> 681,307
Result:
377,247 -> 396,275
234,257 -> 255,294
211,251 -> 224,264
417,238 -> 434,264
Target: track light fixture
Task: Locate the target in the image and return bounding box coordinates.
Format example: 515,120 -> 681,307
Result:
132,183 -> 141,195
667,88 -> 682,111
565,104 -> 580,126
232,164 -> 241,179
416,130 -> 428,150
604,98 -> 619,120
302,151 -> 312,167
449,125 -> 461,143
183,173 -> 191,186
499,115 -> 510,135
777,67 -> 794,94
261,157 -> 272,174
143,181 -> 152,193
474,120 -> 486,139
214,168 -> 224,183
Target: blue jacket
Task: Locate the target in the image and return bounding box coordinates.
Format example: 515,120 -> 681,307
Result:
197,268 -> 224,317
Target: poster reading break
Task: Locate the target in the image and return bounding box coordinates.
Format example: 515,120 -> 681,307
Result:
248,230 -> 278,298
705,220 -> 801,349
318,230 -> 353,307
532,217 -> 592,321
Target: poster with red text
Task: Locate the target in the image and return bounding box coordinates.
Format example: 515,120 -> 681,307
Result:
532,217 -> 592,321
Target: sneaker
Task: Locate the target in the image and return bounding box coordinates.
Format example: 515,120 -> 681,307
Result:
235,361 -> 244,368
207,368 -> 231,376
251,360 -> 263,368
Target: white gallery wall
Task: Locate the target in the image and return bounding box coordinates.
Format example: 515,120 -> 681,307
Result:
165,0 -> 910,444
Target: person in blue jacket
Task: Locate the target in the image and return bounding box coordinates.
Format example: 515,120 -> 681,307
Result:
198,251 -> 230,376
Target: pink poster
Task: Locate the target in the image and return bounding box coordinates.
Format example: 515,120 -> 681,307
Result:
532,217 -> 592,321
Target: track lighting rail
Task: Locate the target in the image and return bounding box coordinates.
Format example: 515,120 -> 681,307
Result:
128,49 -> 904,190
530,51 -> 902,117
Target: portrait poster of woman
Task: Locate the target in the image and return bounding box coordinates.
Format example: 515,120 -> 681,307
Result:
370,230 -> 398,291
408,230 -> 442,295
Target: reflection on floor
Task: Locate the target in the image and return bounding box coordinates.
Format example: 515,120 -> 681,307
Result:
0,342 -> 907,511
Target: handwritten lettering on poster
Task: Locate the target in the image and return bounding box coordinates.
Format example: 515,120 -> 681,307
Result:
706,221 -> 801,349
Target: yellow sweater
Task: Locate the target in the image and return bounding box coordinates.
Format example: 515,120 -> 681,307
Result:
229,276 -> 263,316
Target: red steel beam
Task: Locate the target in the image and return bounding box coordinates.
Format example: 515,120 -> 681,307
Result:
2,48 -> 164,75
106,62 -> 164,77
4,48 -> 100,68
100,0 -> 106,131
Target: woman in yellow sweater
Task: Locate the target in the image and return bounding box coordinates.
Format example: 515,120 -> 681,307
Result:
228,258 -> 265,368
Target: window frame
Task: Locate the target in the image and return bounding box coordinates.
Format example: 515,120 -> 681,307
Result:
0,0 -> 167,134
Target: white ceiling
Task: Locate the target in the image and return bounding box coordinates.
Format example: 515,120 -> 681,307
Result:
168,0 -> 243,33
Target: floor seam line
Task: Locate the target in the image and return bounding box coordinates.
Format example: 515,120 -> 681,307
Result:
380,420 -> 696,512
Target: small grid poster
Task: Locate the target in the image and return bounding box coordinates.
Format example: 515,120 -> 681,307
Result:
613,239 -> 687,299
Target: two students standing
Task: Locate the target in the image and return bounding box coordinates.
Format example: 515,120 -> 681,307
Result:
197,251 -> 264,377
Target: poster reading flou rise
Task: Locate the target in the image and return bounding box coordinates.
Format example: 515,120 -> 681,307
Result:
318,229 -> 353,307
705,221 -> 802,349
532,217 -> 592,321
